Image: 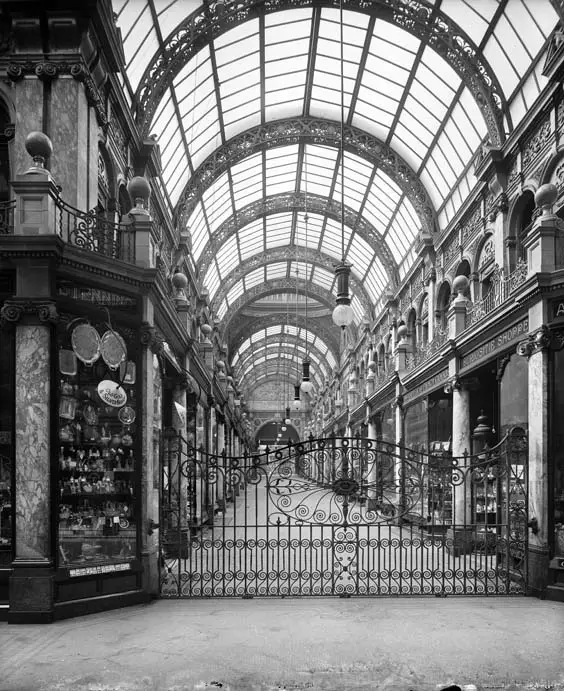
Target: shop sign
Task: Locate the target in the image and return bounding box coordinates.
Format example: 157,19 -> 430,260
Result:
68,562 -> 131,578
97,380 -> 127,407
460,318 -> 528,371
404,369 -> 449,404
551,299 -> 564,322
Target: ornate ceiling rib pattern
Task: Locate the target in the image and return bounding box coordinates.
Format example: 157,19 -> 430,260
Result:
114,0 -> 559,403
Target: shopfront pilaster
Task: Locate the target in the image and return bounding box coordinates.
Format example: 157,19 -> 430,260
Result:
517,320 -> 551,596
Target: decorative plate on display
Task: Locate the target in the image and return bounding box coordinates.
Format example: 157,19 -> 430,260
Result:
71,324 -> 101,366
82,402 -> 98,425
118,405 -> 136,425
59,349 -> 77,376
100,330 -> 127,370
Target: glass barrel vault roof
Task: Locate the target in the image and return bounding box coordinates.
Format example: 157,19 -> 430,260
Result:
113,0 -> 558,398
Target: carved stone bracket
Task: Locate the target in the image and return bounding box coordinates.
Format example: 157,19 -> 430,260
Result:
517,325 -> 553,357
139,321 -> 164,355
0,299 -> 59,328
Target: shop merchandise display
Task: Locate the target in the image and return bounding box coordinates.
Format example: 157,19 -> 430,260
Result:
57,319 -> 137,568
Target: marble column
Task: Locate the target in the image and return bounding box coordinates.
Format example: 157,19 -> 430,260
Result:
427,270 -> 436,343
367,419 -> 378,508
447,379 -> 473,556
518,325 -> 551,595
216,419 -> 226,511
172,385 -> 188,530
139,314 -> 159,596
0,297 -> 59,623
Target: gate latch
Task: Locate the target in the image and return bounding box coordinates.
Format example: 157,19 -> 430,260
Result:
148,518 -> 160,535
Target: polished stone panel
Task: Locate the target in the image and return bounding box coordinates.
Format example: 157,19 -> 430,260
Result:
14,79 -> 44,175
50,78 -> 91,209
14,324 -> 51,561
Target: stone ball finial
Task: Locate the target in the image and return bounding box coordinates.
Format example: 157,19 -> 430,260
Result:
127,176 -> 151,207
171,269 -> 188,290
535,183 -> 558,214
397,322 -> 408,341
200,323 -> 212,338
453,274 -> 469,298
25,131 -> 53,167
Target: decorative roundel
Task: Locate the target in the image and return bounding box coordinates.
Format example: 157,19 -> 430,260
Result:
71,323 -> 101,366
100,330 -> 127,369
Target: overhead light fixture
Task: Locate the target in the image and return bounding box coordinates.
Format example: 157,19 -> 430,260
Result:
284,406 -> 291,425
292,384 -> 301,411
331,0 -> 354,330
301,358 -> 314,395
300,150 -> 315,396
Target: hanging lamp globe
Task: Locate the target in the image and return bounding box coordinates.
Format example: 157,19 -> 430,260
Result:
332,261 -> 354,328
300,359 -> 314,394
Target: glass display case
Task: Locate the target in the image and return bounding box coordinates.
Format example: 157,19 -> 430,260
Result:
57,318 -> 138,571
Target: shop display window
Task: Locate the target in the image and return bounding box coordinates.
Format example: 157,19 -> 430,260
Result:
57,317 -> 138,570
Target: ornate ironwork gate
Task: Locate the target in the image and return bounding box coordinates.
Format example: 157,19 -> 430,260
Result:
159,428 -> 528,597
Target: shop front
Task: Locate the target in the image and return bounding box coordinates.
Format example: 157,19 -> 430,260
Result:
53,288 -> 147,614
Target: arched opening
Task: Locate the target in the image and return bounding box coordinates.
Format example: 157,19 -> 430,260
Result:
511,190 -> 535,270
255,420 -> 300,447
436,281 -> 451,332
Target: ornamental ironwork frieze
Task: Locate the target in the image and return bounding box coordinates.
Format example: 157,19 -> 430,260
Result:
173,118 -> 437,238
196,192 -> 400,288
7,59 -> 107,130
0,298 -> 58,328
135,0 -> 505,150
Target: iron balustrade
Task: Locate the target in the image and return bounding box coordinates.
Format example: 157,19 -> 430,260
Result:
466,260 -> 528,328
55,196 -> 136,263
0,199 -> 15,235
405,326 -> 449,371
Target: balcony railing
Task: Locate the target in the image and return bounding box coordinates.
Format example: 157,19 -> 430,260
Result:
466,260 -> 528,329
55,196 -> 136,264
405,326 -> 449,371
0,199 -> 15,235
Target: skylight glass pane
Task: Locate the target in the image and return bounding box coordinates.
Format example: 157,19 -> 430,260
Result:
205,263 -> 221,301
217,300 -> 228,321
265,146 -> 299,196
364,259 -> 387,301
265,214 -> 292,249
266,263 -> 288,280
245,268 -> 265,290
202,174 -> 232,230
226,281 -> 245,305
216,235 -> 240,277
351,296 -> 364,324
312,267 -> 335,291
239,218 -> 264,260
294,212 -> 323,248
188,202 -> 208,260
347,235 -> 372,277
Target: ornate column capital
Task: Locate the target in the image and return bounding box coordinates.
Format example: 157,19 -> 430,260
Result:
0,298 -> 58,328
139,321 -> 164,355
